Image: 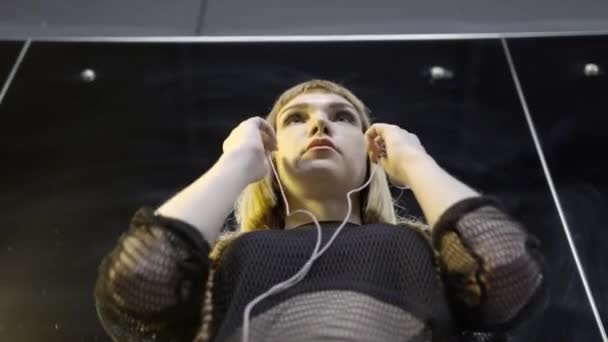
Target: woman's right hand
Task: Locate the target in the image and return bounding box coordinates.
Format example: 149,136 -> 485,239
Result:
221,116 -> 278,184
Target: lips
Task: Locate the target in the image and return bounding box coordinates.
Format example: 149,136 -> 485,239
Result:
306,138 -> 337,152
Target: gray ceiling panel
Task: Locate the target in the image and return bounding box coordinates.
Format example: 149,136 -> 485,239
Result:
0,0 -> 201,37
201,0 -> 608,35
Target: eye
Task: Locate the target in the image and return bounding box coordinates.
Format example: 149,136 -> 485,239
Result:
284,112 -> 305,125
335,110 -> 355,123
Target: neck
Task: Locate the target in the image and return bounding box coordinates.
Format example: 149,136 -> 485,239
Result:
283,192 -> 362,229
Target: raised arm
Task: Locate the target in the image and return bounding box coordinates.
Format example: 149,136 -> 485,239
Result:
94,117 -> 277,341
431,196 -> 548,331
404,157 -> 548,330
94,207 -> 211,341
156,116 -> 277,245
364,122 -> 547,334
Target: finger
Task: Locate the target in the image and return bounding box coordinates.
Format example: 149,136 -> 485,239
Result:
366,140 -> 379,163
374,135 -> 384,148
365,134 -> 380,162
367,124 -> 390,148
367,126 -> 387,162
255,117 -> 277,141
365,126 -> 381,150
366,123 -> 389,136
374,136 -> 388,157
260,131 -> 274,153
364,124 -> 380,146
255,117 -> 278,150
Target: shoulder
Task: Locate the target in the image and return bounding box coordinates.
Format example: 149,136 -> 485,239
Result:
209,228 -> 285,262
365,221 -> 430,238
209,230 -> 245,262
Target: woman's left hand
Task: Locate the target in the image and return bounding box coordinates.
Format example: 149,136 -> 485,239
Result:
365,123 -> 432,188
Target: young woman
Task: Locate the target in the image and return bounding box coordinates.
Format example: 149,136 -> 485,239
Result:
94,80 -> 547,342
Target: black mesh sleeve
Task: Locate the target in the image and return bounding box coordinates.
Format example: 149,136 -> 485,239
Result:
94,207 -> 211,342
432,196 -> 549,332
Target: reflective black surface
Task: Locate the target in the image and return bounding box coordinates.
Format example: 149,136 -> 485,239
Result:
0,39 -> 601,341
0,41 -> 22,93
509,34 -> 608,334
0,42 -> 197,341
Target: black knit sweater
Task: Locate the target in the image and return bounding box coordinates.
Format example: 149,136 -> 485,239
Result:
94,196 -> 548,342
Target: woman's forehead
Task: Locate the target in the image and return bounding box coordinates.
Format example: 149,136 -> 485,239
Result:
283,91 -> 352,109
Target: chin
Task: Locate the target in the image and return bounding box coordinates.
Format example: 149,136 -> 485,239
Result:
287,160 -> 333,180
288,159 -> 363,193
298,157 -> 343,171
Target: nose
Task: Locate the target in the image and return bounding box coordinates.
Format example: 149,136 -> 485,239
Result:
308,115 -> 331,137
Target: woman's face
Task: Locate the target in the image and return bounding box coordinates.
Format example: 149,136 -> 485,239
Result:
273,90 -> 368,195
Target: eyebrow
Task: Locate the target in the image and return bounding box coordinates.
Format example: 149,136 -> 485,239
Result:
278,102 -> 357,121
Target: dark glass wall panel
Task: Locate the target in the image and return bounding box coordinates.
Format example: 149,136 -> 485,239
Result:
0,39 -> 598,341
0,42 -> 204,341
509,34 -> 608,334
0,41 -> 22,94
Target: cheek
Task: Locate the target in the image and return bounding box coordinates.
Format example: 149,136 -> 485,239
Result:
277,126 -> 307,154
276,135 -> 299,159
343,135 -> 368,162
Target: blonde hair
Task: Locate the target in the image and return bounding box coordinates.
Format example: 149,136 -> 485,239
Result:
194,79 -> 429,341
